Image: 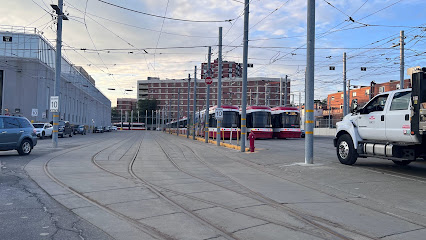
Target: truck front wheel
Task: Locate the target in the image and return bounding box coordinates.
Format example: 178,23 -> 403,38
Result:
337,134 -> 358,165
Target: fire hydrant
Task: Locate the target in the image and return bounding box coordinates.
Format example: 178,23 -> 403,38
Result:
249,132 -> 255,152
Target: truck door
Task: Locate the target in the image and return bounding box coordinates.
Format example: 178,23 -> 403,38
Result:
385,90 -> 417,143
357,94 -> 389,141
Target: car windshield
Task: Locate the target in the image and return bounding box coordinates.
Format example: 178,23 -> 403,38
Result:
33,124 -> 44,128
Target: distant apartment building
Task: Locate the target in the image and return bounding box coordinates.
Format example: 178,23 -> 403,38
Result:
137,77 -> 291,120
116,98 -> 137,112
201,59 -> 242,79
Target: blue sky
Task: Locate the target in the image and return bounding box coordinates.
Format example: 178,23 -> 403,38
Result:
0,0 -> 425,105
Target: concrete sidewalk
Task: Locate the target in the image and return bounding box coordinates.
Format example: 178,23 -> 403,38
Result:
25,131 -> 426,240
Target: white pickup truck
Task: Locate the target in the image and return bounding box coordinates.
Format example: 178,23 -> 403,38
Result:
334,67 -> 426,166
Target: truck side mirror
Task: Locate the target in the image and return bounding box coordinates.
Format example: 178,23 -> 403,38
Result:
351,99 -> 359,113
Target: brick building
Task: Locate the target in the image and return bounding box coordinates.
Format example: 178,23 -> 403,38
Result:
201,59 -> 242,79
116,98 -> 137,113
323,79 -> 411,121
137,77 -> 291,120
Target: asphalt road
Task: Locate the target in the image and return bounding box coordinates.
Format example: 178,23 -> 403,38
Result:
0,132 -> 114,240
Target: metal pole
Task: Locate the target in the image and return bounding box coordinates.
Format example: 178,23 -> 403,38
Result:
343,52 -> 347,116
305,0 -> 315,164
52,0 -> 65,148
137,108 -> 140,123
347,79 -> 351,112
400,30 -> 404,89
205,47 -> 211,143
131,110 -> 133,130
177,88 -> 180,136
279,77 -> 282,106
256,85 -> 259,105
328,97 -> 331,128
284,75 -> 288,106
187,74 -> 191,138
240,0 -> 249,152
168,102 -> 171,133
217,27 -> 223,146
145,110 -> 147,131
151,110 -> 153,130
193,66 -> 197,140
120,109 -> 123,130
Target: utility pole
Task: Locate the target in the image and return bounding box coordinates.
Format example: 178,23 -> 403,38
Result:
217,27 -> 223,146
51,0 -> 67,148
177,88 -> 180,136
205,47 -> 211,143
305,0 -> 315,164
343,52 -> 347,116
131,110 -> 133,130
400,30 -> 405,89
193,66 -> 197,140
168,101 -> 171,133
279,77 -> 282,106
347,79 -> 351,111
256,84 -> 259,105
241,0 -> 249,152
284,75 -> 288,106
187,74 -> 191,138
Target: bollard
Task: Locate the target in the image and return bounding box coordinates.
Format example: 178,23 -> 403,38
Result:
249,132 -> 255,152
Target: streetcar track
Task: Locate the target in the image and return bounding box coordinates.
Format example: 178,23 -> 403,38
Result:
90,132 -> 238,240
167,133 -> 426,230
43,133 -> 175,240
153,134 -> 363,240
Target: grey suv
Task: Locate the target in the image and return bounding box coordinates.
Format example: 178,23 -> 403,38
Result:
0,116 -> 38,155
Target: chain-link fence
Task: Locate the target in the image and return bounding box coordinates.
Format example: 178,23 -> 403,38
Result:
314,118 -> 342,128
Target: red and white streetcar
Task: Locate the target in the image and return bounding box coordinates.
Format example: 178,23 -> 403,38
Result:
271,107 -> 301,139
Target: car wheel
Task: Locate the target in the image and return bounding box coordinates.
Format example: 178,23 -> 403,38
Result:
336,134 -> 358,165
392,160 -> 412,166
41,131 -> 45,139
17,139 -> 32,155
69,133 -> 73,137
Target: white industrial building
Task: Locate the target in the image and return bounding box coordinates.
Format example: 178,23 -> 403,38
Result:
0,26 -> 111,127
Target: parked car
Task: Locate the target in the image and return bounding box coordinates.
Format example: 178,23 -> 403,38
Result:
32,123 -> 53,139
104,126 -> 111,132
0,116 -> 37,155
73,125 -> 86,135
94,126 -> 104,133
110,126 -> 117,131
58,121 -> 73,138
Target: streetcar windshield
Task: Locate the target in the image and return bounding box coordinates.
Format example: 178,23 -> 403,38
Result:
282,112 -> 300,128
251,112 -> 271,128
222,111 -> 239,128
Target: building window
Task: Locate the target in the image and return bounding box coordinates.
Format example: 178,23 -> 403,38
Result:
331,96 -> 335,101
341,94 -> 343,99
379,86 -> 385,93
396,84 -> 400,90
353,92 -> 356,97
365,89 -> 370,95
340,105 -> 343,109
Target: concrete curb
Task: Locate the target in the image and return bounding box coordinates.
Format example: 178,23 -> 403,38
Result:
167,132 -> 251,152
